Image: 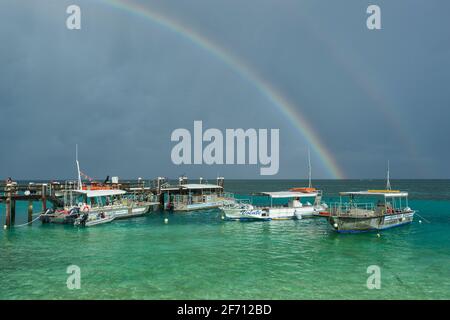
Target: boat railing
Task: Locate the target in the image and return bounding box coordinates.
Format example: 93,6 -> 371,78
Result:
172,194 -> 219,205
329,202 -> 376,217
221,198 -> 252,209
221,192 -> 235,200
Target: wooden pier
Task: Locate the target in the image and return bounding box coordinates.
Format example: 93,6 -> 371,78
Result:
1,176 -> 226,228
0,179 -> 161,228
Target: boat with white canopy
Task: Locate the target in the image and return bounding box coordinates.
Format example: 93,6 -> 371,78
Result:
327,162 -> 415,233
41,188 -> 153,226
220,190 -> 327,221
327,190 -> 415,233
220,149 -> 328,221
40,145 -> 155,226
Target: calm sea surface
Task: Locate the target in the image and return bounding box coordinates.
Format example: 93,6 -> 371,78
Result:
0,180 -> 449,299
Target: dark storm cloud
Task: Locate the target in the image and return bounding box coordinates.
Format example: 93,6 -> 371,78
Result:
0,0 -> 449,180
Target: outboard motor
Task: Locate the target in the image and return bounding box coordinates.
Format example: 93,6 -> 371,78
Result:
80,213 -> 89,226
40,208 -> 54,224
68,207 -> 80,217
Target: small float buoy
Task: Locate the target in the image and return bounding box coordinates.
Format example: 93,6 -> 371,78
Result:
377,233 -> 381,238
333,223 -> 338,228
221,215 -> 225,220
419,220 -> 422,224
164,218 -> 169,224
3,225 -> 6,230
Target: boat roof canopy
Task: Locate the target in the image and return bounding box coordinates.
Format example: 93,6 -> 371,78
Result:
340,190 -> 408,197
260,191 -> 318,198
289,187 -> 317,193
161,184 -> 223,191
73,189 -> 127,198
181,184 -> 223,190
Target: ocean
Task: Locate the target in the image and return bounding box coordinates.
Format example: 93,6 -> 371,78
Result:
0,180 -> 449,299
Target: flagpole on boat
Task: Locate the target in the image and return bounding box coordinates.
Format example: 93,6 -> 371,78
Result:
76,144 -> 82,191
386,160 -> 391,191
308,147 -> 312,188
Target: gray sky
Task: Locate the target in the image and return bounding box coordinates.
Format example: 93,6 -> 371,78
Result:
1,0 -> 449,180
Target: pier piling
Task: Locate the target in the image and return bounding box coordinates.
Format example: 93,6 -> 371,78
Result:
28,201 -> 33,224
11,199 -> 16,226
41,184 -> 47,212
5,189 -> 11,228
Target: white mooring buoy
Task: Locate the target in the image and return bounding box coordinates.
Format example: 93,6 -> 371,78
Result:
164,218 -> 169,224
419,220 -> 422,224
377,233 -> 381,238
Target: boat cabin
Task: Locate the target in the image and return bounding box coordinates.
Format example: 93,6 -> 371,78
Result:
62,189 -> 127,210
161,183 -> 224,211
257,191 -> 320,208
332,190 -> 411,217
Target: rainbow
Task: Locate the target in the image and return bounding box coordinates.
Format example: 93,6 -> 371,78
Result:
99,0 -> 345,178
298,11 -> 420,165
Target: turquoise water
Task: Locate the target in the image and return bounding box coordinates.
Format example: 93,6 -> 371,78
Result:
0,180 -> 449,299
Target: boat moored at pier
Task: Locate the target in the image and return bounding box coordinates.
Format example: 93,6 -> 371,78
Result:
40,189 -> 155,226
161,177 -> 231,211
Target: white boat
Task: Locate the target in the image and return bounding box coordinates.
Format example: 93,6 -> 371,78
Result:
220,199 -> 271,221
75,211 -> 115,227
221,190 -> 327,221
40,146 -> 156,226
72,189 -> 151,220
221,149 -> 327,221
42,189 -> 152,226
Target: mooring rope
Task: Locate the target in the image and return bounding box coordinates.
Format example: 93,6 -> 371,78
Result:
13,214 -> 43,227
415,211 -> 430,223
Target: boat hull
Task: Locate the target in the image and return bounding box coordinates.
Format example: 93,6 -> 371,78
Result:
329,211 -> 415,233
173,201 -> 223,212
263,206 -> 326,220
221,205 -> 326,221
41,203 -> 156,225
221,207 -> 271,221
83,216 -> 115,227
113,204 -> 151,220
294,205 -> 327,219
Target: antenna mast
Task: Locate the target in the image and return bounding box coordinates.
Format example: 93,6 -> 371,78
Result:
308,147 -> 312,188
386,160 -> 391,190
76,144 -> 82,191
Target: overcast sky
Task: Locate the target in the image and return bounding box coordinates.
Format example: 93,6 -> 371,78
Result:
1,0 -> 449,180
